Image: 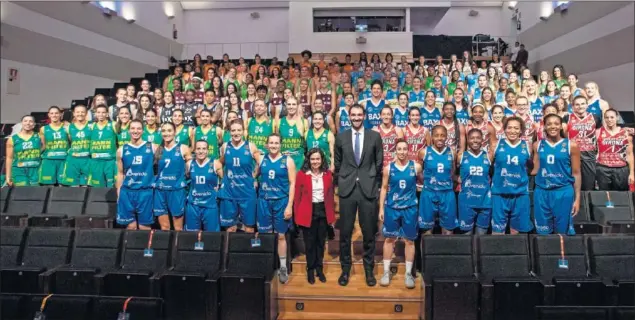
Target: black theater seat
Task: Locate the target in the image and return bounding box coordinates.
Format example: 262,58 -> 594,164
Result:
535,306 -> 609,320
478,235 -> 542,320
421,235 -> 478,320
41,229 -> 123,294
0,187 -> 27,227
0,293 -> 25,320
0,227 -> 28,272
45,187 -> 87,217
572,192 -> 601,234
161,231 -> 224,320
77,187 -> 117,228
92,296 -> 164,320
220,232 -> 277,320
1,228 -> 73,293
4,186 -> 49,215
588,235 -> 635,306
96,230 -> 172,297
532,235 -> 606,306
26,294 -> 91,320
588,191 -> 635,233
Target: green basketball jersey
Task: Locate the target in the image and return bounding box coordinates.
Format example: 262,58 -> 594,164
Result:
90,122 -> 117,159
11,133 -> 41,168
306,129 -> 331,163
175,126 -> 191,147
222,130 -> 231,143
279,117 -> 305,156
42,124 -> 69,159
68,122 -> 92,158
248,118 -> 273,154
116,124 -> 130,148
194,125 -> 219,159
402,84 -> 413,93
142,127 -> 162,144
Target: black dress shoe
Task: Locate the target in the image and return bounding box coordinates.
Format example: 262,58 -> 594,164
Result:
338,271 -> 350,286
316,267 -> 327,283
307,270 -> 315,284
365,270 -> 377,287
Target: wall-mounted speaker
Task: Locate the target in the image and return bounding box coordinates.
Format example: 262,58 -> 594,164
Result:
250,12 -> 260,19
469,10 -> 479,17
356,37 -> 367,44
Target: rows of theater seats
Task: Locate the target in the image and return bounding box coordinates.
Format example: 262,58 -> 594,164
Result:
0,227 -> 278,320
1,227 -> 632,320
423,234 -> 634,320
2,186 -> 635,234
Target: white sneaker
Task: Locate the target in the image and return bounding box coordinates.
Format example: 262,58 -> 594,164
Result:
379,271 -> 391,287
279,267 -> 289,284
404,273 -> 415,289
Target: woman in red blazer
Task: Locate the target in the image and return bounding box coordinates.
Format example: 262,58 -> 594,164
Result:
294,148 -> 336,284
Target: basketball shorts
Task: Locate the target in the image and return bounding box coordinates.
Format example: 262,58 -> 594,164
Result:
117,188 -> 154,226
418,189 -> 458,231
533,185 -> 575,235
458,207 -> 491,232
88,159 -> 116,187
383,206 -> 418,240
153,189 -> 186,217
580,151 -> 597,191
220,198 -> 257,227
491,193 -> 533,233
257,197 -> 291,233
62,157 -> 90,186
38,159 -> 65,185
595,165 -> 629,191
11,166 -> 39,186
185,202 -> 220,232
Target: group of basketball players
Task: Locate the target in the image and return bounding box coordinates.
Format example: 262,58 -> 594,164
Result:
5,51 -> 634,287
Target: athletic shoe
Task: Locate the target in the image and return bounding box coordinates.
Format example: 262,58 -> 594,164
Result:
379,271 -> 391,287
405,273 -> 416,289
279,267 -> 289,284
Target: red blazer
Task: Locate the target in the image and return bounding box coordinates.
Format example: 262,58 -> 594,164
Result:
293,170 -> 336,228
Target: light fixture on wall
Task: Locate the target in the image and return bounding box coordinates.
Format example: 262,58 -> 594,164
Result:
163,2 -> 176,19
508,1 -> 518,10
125,18 -> 135,24
540,1 -> 553,21
167,14 -> 175,19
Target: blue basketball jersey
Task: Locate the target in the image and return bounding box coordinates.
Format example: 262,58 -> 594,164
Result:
466,74 -> 478,91
529,97 -> 545,123
423,146 -> 454,191
587,99 -> 603,120
535,139 -> 574,189
188,159 -> 219,207
496,91 -> 506,104
431,87 -> 444,99
504,106 -> 516,116
155,144 -> 186,190
385,89 -> 400,101
220,141 -> 256,199
359,89 -> 372,101
572,88 -> 583,97
259,155 -> 290,199
419,107 -> 442,131
543,94 -> 558,104
492,140 -> 531,195
393,107 -> 409,128
472,87 -> 483,102
386,161 -> 418,209
339,107 -> 352,132
455,106 -> 470,126
364,99 -> 384,129
408,90 -> 425,105
459,150 -> 492,208
121,142 -> 154,190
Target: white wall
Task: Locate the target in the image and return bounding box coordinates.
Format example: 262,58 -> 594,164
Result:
514,1 -> 545,33
123,2 -> 183,42
426,7 -> 512,38
181,8 -> 289,59
0,2 -> 167,69
289,2 -> 417,53
578,63 -> 634,112
527,3 -> 634,64
0,59 -> 119,122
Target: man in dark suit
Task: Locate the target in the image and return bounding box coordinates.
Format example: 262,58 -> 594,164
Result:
515,43 -> 528,72
334,103 -> 383,286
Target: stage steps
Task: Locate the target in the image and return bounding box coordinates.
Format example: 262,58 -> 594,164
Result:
277,262 -> 423,320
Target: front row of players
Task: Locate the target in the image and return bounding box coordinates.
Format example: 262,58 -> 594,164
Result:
377,113 -> 580,287
115,109 -> 580,288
